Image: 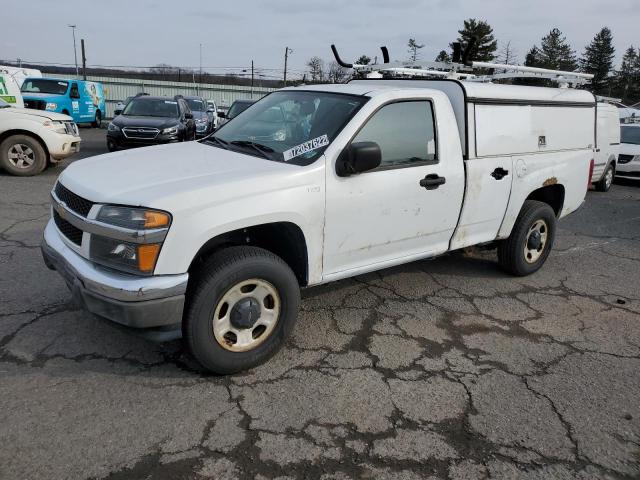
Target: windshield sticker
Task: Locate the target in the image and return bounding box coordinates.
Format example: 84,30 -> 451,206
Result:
58,82 -> 68,86
283,134 -> 329,161
164,100 -> 177,104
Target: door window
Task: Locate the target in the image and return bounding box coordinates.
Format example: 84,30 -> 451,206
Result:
352,101 -> 437,168
69,83 -> 80,98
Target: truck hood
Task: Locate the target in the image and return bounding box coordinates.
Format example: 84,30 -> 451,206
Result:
58,141 -> 310,209
3,106 -> 72,121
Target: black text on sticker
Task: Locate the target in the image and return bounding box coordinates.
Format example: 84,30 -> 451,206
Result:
283,134 -> 329,161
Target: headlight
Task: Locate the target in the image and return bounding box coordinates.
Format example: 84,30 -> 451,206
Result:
97,205 -> 171,229
42,120 -> 66,134
107,122 -> 120,132
46,102 -> 58,111
90,236 -> 162,275
91,206 -> 171,274
162,125 -> 179,135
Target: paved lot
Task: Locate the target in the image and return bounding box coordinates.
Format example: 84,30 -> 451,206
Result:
1,128 -> 639,479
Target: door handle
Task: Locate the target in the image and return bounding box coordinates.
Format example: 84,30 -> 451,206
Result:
491,167 -> 509,180
419,174 -> 446,190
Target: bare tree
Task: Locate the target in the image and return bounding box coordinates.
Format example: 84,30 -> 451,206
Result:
497,41 -> 518,65
328,61 -> 349,83
306,56 -> 325,82
407,38 -> 425,62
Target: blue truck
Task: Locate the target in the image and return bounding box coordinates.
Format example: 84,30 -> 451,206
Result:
21,77 -> 105,127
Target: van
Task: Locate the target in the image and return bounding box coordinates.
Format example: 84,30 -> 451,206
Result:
20,77 -> 105,127
592,102 -> 621,191
0,66 -> 42,108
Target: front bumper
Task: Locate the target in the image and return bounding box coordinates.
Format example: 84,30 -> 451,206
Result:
44,132 -> 81,160
41,219 -> 188,331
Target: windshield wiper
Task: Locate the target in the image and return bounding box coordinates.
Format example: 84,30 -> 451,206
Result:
229,140 -> 274,160
203,135 -> 230,150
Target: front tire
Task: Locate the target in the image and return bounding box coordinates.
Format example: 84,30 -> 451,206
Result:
497,200 -> 556,276
0,134 -> 47,176
185,246 -> 300,374
595,164 -> 614,192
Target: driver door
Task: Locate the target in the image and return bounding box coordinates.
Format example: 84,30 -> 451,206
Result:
323,98 -> 464,279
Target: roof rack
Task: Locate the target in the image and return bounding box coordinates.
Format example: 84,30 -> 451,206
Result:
331,42 -> 593,89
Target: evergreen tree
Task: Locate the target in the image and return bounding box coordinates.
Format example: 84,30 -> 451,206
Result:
450,19 -> 498,62
614,46 -> 640,104
356,55 -> 371,65
407,38 -> 425,62
539,28 -> 577,71
580,27 -> 615,94
524,46 -> 542,67
435,50 -> 451,62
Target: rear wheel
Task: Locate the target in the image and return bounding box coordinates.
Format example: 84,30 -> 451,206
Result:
185,246 -> 300,374
0,134 -> 47,176
595,164 -> 614,192
92,110 -> 102,128
497,200 -> 556,276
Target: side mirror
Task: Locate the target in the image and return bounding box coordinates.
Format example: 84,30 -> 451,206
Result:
217,111 -> 226,119
114,109 -> 123,116
184,112 -> 193,119
336,141 -> 382,177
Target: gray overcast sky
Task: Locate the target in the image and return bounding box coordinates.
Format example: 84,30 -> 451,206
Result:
2,0 -> 638,78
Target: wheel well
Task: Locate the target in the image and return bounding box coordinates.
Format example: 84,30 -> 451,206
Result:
526,184 -> 565,217
189,222 -> 309,286
0,129 -> 50,162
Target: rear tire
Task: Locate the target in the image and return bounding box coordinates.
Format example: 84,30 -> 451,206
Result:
185,246 -> 300,374
92,110 -> 102,128
595,164 -> 614,192
497,200 -> 556,276
0,134 -> 47,176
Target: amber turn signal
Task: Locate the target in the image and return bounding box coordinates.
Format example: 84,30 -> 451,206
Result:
144,211 -> 170,228
137,243 -> 161,273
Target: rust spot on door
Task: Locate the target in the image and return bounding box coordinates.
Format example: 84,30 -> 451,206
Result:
543,177 -> 558,186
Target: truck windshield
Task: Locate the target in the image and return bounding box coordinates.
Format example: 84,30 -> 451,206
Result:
621,126 -> 640,145
21,79 -> 69,95
122,98 -> 179,118
209,91 -> 368,165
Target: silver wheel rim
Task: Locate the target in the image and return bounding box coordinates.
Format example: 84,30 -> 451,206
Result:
605,168 -> 613,189
7,144 -> 35,169
524,219 -> 548,264
212,279 -> 281,352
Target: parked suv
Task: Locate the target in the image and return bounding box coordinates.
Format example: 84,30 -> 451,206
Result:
106,95 -> 196,151
184,95 -> 214,137
617,124 -> 640,180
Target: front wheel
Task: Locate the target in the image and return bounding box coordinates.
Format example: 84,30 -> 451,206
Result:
185,246 -> 300,374
595,164 -> 614,192
497,200 -> 556,276
0,134 -> 48,176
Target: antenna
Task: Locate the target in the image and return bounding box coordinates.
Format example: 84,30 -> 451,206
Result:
380,46 -> 390,64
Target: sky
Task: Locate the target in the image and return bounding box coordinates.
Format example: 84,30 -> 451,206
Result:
2,0 -> 638,79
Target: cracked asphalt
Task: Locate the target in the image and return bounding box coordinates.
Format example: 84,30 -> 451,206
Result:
1,129 -> 639,479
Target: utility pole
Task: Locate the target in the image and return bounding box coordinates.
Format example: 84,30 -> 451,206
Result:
199,43 -> 202,94
251,60 -> 254,98
68,25 -> 78,77
283,47 -> 293,87
80,39 -> 87,80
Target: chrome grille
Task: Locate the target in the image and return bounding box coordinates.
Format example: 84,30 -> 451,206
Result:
122,127 -> 159,139
63,121 -> 79,136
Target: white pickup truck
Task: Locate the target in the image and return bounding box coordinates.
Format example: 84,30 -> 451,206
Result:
41,80 -> 596,373
0,98 -> 81,176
